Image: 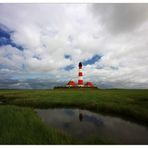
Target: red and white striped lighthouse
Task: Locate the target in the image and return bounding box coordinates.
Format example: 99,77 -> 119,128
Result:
78,62 -> 84,87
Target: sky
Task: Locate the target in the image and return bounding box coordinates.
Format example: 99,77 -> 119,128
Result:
0,3 -> 148,89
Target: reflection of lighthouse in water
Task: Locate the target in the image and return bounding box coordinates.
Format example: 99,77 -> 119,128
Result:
78,62 -> 84,87
79,111 -> 83,122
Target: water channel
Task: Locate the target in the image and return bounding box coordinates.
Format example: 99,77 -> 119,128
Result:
35,108 -> 148,144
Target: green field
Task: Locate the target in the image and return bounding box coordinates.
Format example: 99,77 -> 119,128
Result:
0,89 -> 148,144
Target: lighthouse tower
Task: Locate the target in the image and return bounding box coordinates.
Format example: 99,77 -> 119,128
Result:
78,62 -> 84,87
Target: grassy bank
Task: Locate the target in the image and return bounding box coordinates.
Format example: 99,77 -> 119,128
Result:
0,89 -> 148,125
0,104 -> 114,144
0,89 -> 148,144
0,105 -> 73,144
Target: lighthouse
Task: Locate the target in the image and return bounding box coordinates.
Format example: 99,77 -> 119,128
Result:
65,62 -> 95,88
78,62 -> 84,87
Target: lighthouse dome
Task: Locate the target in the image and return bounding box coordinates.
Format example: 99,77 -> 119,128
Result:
79,62 -> 82,67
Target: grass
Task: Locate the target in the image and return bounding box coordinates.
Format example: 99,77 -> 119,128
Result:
0,105 -> 73,144
1,89 -> 148,125
0,89 -> 148,144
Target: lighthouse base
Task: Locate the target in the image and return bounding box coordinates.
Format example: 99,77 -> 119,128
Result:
78,85 -> 84,87
54,86 -> 98,90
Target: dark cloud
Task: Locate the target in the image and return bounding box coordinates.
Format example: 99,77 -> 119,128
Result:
91,4 -> 148,34
0,78 -> 64,89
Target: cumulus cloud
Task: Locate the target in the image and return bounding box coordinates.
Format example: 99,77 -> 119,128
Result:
0,45 -> 24,71
0,4 -> 101,72
0,3 -> 148,89
90,3 -> 148,34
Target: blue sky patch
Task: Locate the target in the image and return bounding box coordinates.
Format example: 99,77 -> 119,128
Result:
83,54 -> 102,66
64,54 -> 72,60
10,42 -> 24,51
0,37 -> 10,46
0,25 -> 24,51
64,64 -> 74,71
0,27 -> 10,39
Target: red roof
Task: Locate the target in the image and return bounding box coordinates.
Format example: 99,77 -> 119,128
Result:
85,82 -> 94,87
67,80 -> 76,87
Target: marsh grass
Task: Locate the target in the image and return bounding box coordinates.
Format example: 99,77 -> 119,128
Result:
1,89 -> 148,125
0,89 -> 148,144
0,105 -> 73,144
